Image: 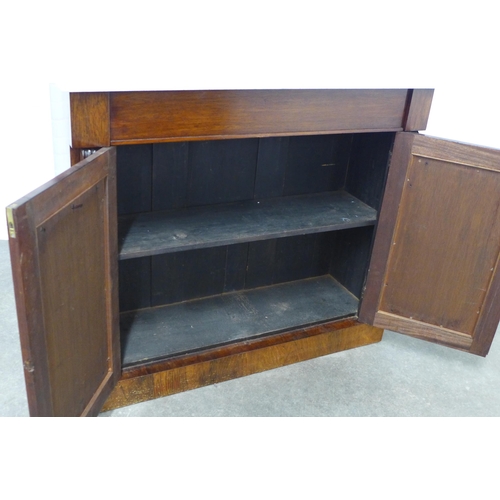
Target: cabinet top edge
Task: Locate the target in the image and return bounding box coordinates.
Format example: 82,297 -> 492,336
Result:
69,88 -> 434,148
68,88 -> 433,96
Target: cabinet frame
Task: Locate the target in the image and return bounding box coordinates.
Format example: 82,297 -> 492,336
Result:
9,88 -> 500,416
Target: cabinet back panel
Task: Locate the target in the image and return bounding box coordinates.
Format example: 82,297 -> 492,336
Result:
153,140 -> 260,210
121,233 -> 342,311
116,134 -> 361,216
117,145 -> 153,215
254,137 -> 289,198
186,139 -> 259,206
155,234 -> 332,307
223,243 -> 248,292
244,234 -> 331,289
119,257 -> 152,312
274,233 -> 332,283
245,239 -> 277,289
152,142 -> 189,211
284,135 -> 352,195
152,247 -> 227,306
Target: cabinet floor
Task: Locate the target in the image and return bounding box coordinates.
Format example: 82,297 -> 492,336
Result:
121,275 -> 358,366
1,239 -> 499,417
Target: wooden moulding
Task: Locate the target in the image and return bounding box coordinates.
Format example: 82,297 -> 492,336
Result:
69,89 -> 434,147
70,93 -> 110,148
101,319 -> 383,412
403,89 -> 434,132
108,89 -> 410,144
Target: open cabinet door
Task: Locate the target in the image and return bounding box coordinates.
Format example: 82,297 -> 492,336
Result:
359,133 -> 500,356
6,148 -> 119,416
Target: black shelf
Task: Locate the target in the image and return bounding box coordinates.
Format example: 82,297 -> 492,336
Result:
118,191 -> 377,260
120,275 -> 359,366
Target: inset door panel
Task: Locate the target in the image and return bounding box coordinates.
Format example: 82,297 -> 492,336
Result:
360,133 -> 500,356
37,179 -> 110,415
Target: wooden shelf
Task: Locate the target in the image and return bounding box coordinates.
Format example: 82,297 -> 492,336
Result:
120,275 -> 359,366
118,191 -> 377,259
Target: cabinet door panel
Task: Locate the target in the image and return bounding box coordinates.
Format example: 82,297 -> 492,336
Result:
7,148 -> 119,415
360,133 -> 500,356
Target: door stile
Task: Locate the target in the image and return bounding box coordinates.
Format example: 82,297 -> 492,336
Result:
359,132 -> 416,324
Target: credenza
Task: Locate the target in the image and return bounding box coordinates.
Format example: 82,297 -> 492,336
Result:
6,89 -> 500,416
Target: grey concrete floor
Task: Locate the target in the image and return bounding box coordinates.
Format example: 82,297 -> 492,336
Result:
1,238 -> 499,417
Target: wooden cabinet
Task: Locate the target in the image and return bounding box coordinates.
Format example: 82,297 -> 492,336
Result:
7,89 -> 500,416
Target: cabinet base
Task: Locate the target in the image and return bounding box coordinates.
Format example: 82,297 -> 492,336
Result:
101,319 -> 382,412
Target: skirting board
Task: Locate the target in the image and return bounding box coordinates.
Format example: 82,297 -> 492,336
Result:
102,319 -> 383,412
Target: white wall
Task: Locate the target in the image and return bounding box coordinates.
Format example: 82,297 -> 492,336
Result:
2,1 -> 499,239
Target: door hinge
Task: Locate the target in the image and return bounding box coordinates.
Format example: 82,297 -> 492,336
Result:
82,149 -> 98,159
6,207 -> 16,238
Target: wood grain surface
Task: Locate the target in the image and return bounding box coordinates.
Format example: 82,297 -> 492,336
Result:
7,148 -> 120,416
70,93 -> 110,148
108,89 -> 409,144
103,320 -> 383,411
361,133 -> 500,356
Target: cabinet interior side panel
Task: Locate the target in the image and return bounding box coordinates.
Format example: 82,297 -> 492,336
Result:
329,226 -> 375,299
345,132 -> 395,210
327,132 -> 394,299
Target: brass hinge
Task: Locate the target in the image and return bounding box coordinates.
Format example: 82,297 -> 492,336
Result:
6,207 -> 16,238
